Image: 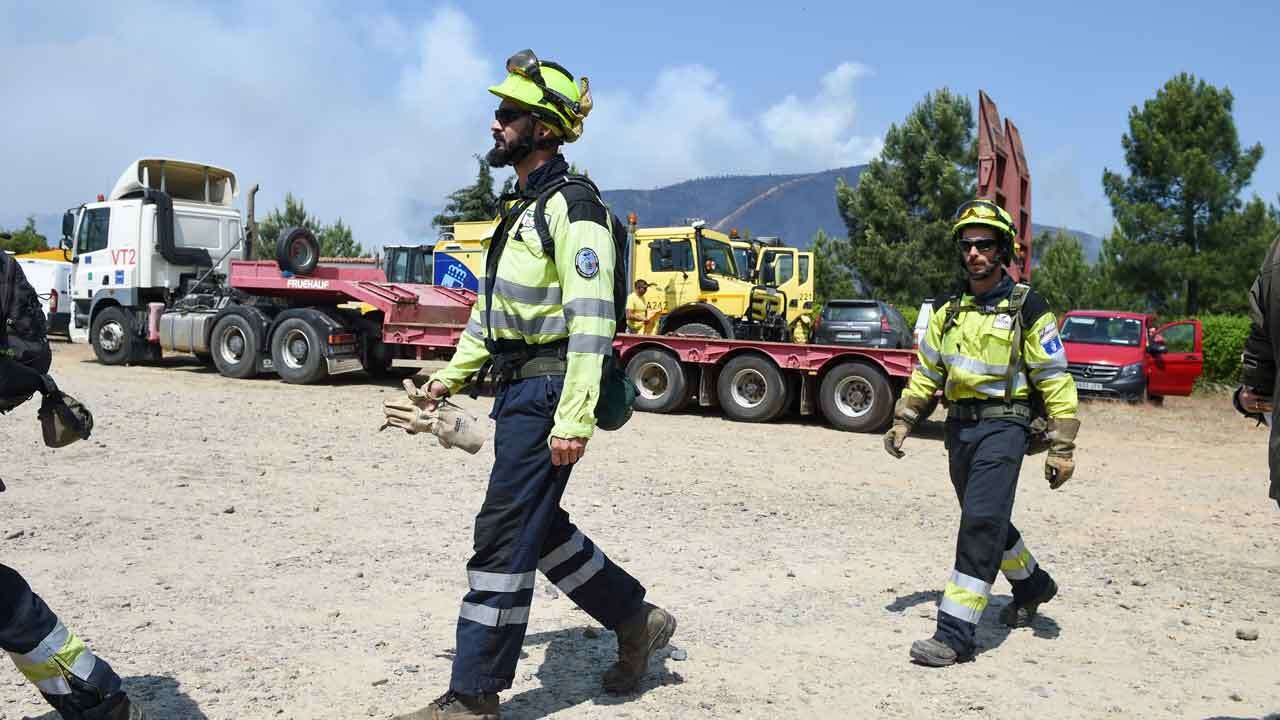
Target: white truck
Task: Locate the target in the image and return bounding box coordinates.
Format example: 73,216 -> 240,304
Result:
61,158 -> 471,382
16,256 -> 73,337
63,158 -> 248,363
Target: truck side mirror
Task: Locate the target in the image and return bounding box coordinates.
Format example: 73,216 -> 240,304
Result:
61,211 -> 75,241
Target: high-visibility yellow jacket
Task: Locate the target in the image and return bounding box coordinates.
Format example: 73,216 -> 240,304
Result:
429,159 -> 615,439
903,277 -> 1078,419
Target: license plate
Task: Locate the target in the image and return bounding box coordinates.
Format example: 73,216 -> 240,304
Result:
1077,381 -> 1104,391
837,332 -> 863,340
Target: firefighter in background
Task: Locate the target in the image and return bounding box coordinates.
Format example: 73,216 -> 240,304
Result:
883,201 -> 1080,667
1,245 -> 146,720
1235,231 -> 1280,508
625,279 -> 657,334
385,50 -> 675,719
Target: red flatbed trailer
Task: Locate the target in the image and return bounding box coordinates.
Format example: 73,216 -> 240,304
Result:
219,261 -> 917,432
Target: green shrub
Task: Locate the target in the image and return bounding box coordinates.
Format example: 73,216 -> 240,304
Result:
898,304 -> 920,331
1197,314 -> 1250,385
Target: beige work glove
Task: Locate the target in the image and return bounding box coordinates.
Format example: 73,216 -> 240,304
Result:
1044,417 -> 1080,489
381,379 -> 485,454
884,395 -> 929,459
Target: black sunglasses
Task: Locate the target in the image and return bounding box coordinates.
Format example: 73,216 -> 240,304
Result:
957,238 -> 998,253
494,107 -> 531,125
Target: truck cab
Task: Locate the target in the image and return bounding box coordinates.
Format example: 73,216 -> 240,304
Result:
1058,310 -> 1204,402
631,222 -> 792,341
63,158 -> 245,358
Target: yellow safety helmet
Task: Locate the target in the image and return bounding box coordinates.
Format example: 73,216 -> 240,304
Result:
951,199 -> 1016,242
489,49 -> 592,143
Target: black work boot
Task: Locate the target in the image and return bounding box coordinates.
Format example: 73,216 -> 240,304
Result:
53,692 -> 145,720
1000,578 -> 1058,628
602,602 -> 677,694
909,637 -> 974,667
392,691 -> 500,720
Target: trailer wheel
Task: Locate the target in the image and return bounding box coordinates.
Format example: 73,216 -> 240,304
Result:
276,226 -> 320,276
819,362 -> 893,432
91,306 -> 134,366
271,317 -> 328,384
626,349 -> 688,414
717,354 -> 789,422
210,314 -> 262,379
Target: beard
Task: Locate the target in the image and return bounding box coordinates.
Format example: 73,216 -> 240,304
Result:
486,125 -> 535,168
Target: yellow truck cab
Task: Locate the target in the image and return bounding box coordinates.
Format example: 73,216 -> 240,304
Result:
630,220 -> 791,341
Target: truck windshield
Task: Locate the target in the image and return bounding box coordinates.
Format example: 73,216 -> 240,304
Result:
733,248 -> 750,279
699,237 -> 737,277
1060,316 -> 1142,346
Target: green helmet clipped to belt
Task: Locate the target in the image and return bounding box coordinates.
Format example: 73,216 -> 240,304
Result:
490,49 -> 593,142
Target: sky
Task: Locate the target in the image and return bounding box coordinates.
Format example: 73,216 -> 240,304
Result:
1,0 -> 1277,249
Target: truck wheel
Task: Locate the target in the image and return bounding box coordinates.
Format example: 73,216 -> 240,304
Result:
271,317 -> 328,384
819,362 -> 893,432
717,354 -> 789,422
210,314 -> 262,379
626,349 -> 688,414
91,306 -> 134,366
276,226 -> 320,276
670,322 -> 723,338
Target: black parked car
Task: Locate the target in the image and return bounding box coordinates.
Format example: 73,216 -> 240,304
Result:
813,299 -> 911,349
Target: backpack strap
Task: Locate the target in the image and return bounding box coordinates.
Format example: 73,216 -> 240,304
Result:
531,174 -> 605,257
1003,283 -> 1032,405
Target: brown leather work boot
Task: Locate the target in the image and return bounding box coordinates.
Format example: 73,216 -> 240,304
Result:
392,691 -> 500,720
602,602 -> 677,694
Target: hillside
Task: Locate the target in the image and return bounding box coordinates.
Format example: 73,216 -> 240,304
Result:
603,167 -> 1101,262
602,166 -> 866,246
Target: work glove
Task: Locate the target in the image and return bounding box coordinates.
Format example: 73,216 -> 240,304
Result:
38,391 -> 94,448
381,379 -> 485,454
883,395 -> 929,459
1044,417 -> 1080,489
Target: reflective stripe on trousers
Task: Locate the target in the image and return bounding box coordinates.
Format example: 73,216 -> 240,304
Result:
450,375 -> 646,695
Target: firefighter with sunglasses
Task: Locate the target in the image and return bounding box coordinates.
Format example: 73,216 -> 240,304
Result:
387,50 -> 674,720
884,200 -> 1080,667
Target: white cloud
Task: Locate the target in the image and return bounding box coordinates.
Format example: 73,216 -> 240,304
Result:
0,4 -> 881,248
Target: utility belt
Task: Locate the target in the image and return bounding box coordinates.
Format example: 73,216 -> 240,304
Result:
475,338 -> 569,388
946,399 -> 1031,422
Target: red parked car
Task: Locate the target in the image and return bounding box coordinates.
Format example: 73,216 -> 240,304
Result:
1058,311 -> 1204,402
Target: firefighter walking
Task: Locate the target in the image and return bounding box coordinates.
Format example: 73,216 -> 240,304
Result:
1,246 -> 145,719
884,201 -> 1080,666
383,50 -> 675,719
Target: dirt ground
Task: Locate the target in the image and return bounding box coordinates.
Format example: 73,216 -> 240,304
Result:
2,341 -> 1278,720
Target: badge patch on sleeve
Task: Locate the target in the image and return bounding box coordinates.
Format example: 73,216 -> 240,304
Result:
1039,324 -> 1063,355
575,248 -> 600,279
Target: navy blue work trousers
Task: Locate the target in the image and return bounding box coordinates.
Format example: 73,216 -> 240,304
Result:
450,375 -> 646,695
934,419 -> 1054,655
1,563 -> 124,714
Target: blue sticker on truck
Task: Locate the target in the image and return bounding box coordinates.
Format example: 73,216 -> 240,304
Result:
433,252 -> 478,291
114,270 -> 125,285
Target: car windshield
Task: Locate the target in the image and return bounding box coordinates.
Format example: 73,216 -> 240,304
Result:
1060,316 -> 1142,346
826,304 -> 880,322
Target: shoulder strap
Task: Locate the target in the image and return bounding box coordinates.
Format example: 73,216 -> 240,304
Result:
1003,283 -> 1032,404
532,175 -> 603,257
0,254 -> 15,338
484,199 -> 535,345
